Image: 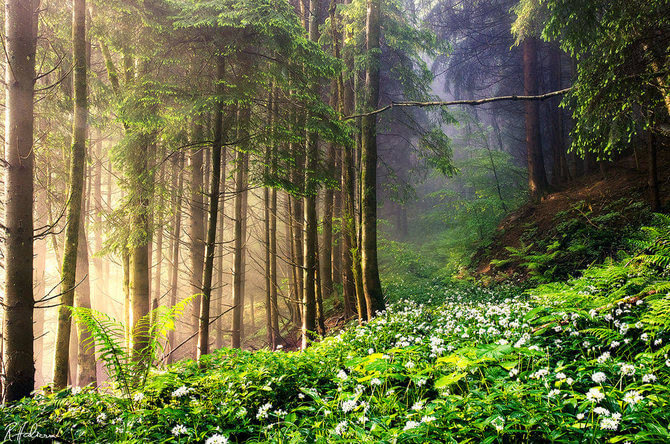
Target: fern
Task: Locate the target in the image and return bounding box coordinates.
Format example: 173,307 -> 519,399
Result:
71,294 -> 195,407
70,308 -> 134,399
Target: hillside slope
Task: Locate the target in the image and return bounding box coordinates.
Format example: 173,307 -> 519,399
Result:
474,152 -> 669,281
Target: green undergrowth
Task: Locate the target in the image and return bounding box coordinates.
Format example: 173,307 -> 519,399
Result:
2,216 -> 670,443
491,199 -> 653,283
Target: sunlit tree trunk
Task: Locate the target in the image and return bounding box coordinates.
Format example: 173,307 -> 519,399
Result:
123,250 -> 130,350
360,0 -> 385,319
130,135 -> 151,361
167,151 -> 184,363
93,133 -> 104,298
75,191 -> 96,387
189,121 -> 206,356
152,163 -> 164,311
286,195 -> 301,327
215,127 -> 227,350
33,196 -> 47,389
197,58 -> 226,361
342,43 -> 365,323
231,106 -> 250,349
53,0 -> 87,390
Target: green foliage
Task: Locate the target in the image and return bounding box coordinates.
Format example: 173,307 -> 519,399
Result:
493,199 -> 653,281
539,0 -> 669,157
5,249 -> 670,443
70,294 -> 195,408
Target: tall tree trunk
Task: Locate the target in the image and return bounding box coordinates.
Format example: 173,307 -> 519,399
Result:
270,188 -> 279,349
360,0 -> 385,319
215,125 -> 228,350
53,0 -> 87,390
286,195 -> 301,327
549,46 -> 568,185
269,88 -> 280,348
167,151 -> 184,363
123,250 -> 130,350
33,181 -> 47,389
189,122 -> 206,356
291,148 -> 304,328
301,0 -> 321,350
321,143 -> 335,301
523,37 -> 550,200
231,106 -> 250,348
75,192 -> 96,387
342,46 -> 365,322
152,164 -> 164,311
130,136 -> 151,361
197,59 -> 227,361
264,85 -> 275,349
93,133 -> 104,299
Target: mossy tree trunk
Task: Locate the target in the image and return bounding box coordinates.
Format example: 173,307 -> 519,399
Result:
53,0 -> 87,390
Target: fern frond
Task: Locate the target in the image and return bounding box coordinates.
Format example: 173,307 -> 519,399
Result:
70,307 -> 133,398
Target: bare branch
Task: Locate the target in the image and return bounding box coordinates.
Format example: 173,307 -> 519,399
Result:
342,87 -> 573,121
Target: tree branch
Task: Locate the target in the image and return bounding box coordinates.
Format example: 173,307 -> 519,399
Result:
342,87 -> 573,121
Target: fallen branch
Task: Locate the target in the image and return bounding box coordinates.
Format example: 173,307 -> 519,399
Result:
343,87 -> 572,120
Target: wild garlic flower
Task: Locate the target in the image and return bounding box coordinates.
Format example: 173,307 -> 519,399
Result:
586,387 -> 605,403
592,372 -> 607,384
623,390 -> 643,405
403,420 -> 421,431
171,425 -> 187,436
205,434 -> 229,444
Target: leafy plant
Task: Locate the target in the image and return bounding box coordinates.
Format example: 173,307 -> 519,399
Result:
70,294 -> 195,407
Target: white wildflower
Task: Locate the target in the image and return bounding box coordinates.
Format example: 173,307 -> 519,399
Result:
586,387 -> 605,403
619,363 -> 635,376
623,390 -> 643,406
171,386 -> 192,398
341,399 -> 357,413
171,425 -> 187,436
403,420 -> 421,431
205,434 -> 229,444
642,373 -> 657,383
592,372 -> 607,384
334,420 -> 348,436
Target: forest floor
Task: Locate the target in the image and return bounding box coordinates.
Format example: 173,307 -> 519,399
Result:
474,150 -> 670,280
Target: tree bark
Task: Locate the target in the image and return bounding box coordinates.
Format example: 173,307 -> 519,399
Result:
93,133 -> 104,299
152,163 -> 164,312
301,0 -> 321,350
197,58 -> 227,361
123,250 -> 130,350
75,193 -> 96,387
167,151 -> 184,363
130,140 -> 151,361
523,37 -> 550,200
189,122 -> 206,356
360,0 -> 385,319
231,106 -> 250,349
549,46 -> 568,185
53,0 -> 87,390
215,124 -> 228,350
342,40 -> 365,322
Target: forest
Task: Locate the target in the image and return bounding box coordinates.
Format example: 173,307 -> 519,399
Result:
0,0 -> 669,442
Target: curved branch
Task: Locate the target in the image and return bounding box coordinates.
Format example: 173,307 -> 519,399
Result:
342,87 -> 573,121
